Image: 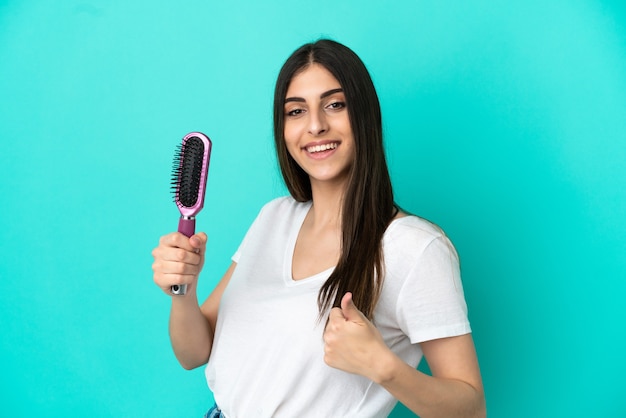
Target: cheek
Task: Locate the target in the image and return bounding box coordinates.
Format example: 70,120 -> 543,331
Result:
339,116 -> 353,136
283,122 -> 300,147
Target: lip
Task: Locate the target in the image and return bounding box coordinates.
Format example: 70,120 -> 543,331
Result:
302,140 -> 340,160
302,139 -> 340,150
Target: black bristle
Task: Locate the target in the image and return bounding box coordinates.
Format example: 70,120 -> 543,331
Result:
171,137 -> 205,207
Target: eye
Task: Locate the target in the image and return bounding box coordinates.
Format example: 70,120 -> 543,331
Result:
286,107 -> 305,117
326,101 -> 346,111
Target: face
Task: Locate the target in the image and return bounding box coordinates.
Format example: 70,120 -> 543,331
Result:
283,63 -> 355,189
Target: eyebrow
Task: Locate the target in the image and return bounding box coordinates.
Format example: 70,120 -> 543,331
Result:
284,88 -> 344,103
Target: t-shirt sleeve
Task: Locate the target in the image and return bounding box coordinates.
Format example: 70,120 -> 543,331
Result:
231,199 -> 277,263
396,235 -> 471,344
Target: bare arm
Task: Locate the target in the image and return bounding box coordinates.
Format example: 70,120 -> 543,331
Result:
376,334 -> 485,418
152,232 -> 235,370
324,293 -> 485,418
167,262 -> 235,369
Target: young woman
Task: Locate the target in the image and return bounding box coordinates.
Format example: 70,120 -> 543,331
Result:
152,39 -> 485,418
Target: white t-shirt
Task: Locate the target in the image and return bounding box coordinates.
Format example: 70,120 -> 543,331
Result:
206,197 -> 471,417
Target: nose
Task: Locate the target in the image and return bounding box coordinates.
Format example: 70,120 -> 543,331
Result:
307,108 -> 328,136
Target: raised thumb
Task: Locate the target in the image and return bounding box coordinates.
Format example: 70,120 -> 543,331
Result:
340,292 -> 361,320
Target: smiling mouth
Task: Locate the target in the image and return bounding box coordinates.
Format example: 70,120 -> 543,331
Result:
305,142 -> 338,153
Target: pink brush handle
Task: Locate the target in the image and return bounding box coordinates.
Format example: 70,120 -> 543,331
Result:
171,217 -> 196,295
178,217 -> 196,238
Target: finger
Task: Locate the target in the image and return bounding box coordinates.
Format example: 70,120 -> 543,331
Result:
154,259 -> 202,275
340,292 -> 366,323
189,232 -> 208,253
328,306 -> 346,321
154,272 -> 194,293
340,292 -> 357,316
154,246 -> 202,265
340,292 -> 353,310
159,232 -> 196,251
189,232 -> 207,247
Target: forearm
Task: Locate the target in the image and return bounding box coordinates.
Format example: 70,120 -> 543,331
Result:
375,352 -> 486,418
168,292 -> 213,370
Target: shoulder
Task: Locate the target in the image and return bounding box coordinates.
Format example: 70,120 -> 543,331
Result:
247,196 -> 311,230
385,215 -> 448,251
257,195 -> 311,217
383,215 -> 459,274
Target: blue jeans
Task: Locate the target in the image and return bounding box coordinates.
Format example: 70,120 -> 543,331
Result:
204,404 -> 225,418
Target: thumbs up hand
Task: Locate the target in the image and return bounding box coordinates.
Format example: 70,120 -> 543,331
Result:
323,292 -> 392,382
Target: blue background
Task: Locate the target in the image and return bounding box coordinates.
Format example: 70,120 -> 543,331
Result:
1,1 -> 625,417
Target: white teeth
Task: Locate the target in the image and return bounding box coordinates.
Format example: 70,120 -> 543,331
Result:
307,142 -> 338,153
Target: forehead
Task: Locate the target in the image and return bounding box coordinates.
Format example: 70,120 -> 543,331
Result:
286,63 -> 342,97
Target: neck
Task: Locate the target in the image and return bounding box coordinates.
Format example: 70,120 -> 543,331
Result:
307,178 -> 347,230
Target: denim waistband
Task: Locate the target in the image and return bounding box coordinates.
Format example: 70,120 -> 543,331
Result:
204,403 -> 225,418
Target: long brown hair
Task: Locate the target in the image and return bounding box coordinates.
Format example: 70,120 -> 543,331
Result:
273,39 -> 395,319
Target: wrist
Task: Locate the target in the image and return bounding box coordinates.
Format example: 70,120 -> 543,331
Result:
171,286 -> 199,306
371,347 -> 401,385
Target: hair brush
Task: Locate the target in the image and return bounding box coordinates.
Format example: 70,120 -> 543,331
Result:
170,132 -> 212,295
